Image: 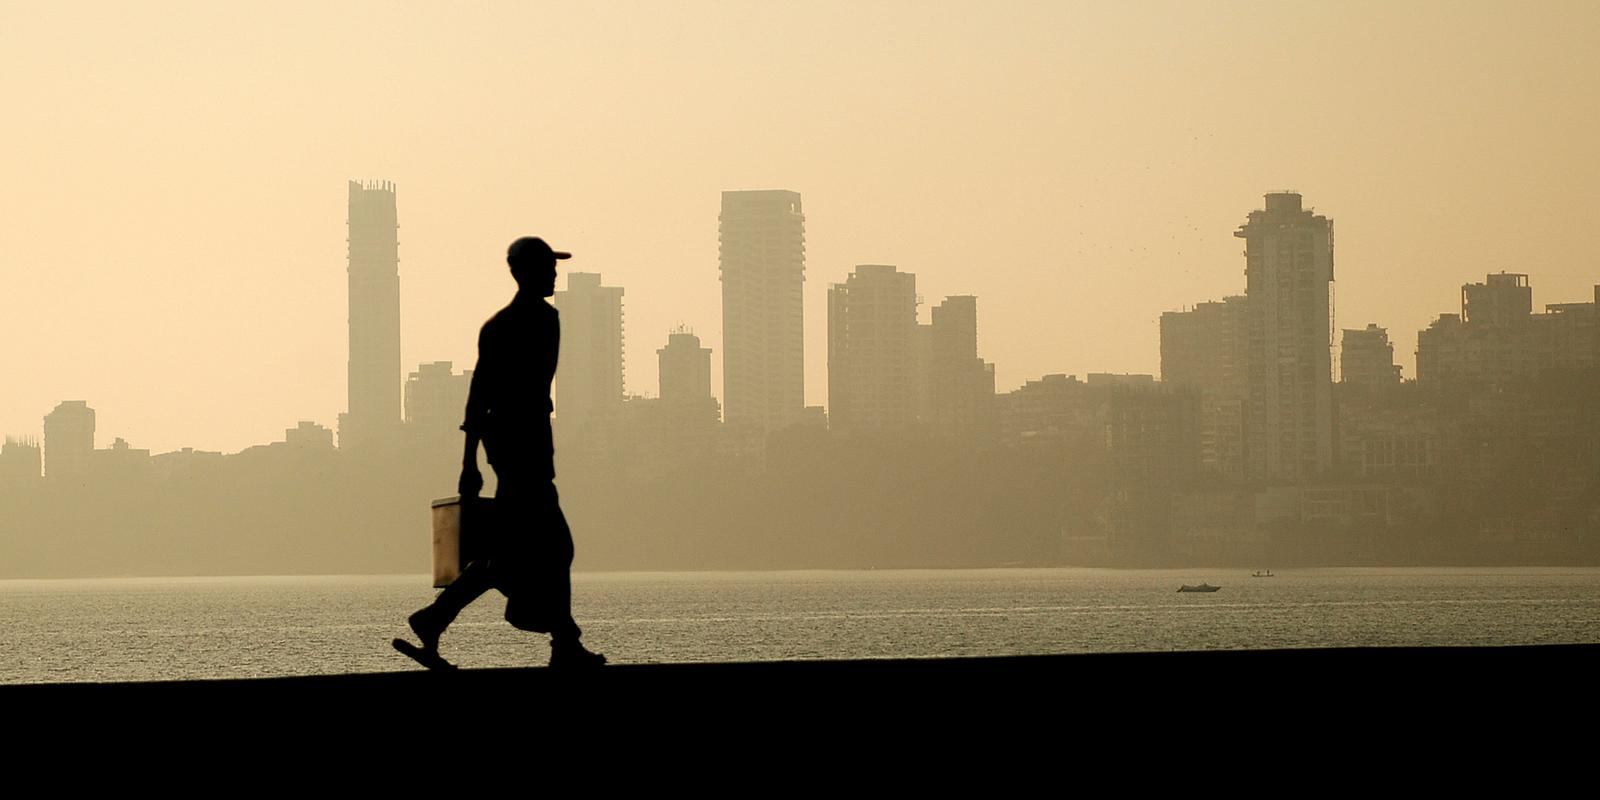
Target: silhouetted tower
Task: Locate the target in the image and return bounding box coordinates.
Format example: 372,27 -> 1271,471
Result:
719,190 -> 805,432
340,180 -> 401,451
553,272 -> 625,444
1238,192 -> 1335,481
43,400 -> 95,482
658,329 -> 713,403
828,265 -> 918,432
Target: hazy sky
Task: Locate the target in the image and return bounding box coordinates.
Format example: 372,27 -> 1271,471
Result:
3,1 -> 1598,454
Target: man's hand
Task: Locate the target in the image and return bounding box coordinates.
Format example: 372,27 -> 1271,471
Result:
458,466 -> 484,499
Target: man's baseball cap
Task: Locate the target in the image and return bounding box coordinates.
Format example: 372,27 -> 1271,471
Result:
507,236 -> 571,263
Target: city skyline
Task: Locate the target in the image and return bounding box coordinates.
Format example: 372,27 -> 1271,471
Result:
4,187 -> 1597,577
7,182 -> 1598,458
4,3 -> 1599,453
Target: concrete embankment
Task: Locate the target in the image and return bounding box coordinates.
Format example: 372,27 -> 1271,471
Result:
8,645 -> 1596,709
6,645 -> 1596,775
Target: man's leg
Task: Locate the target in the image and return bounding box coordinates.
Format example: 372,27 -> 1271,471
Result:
409,558 -> 495,650
543,492 -> 581,646
499,482 -> 579,641
541,485 -> 604,666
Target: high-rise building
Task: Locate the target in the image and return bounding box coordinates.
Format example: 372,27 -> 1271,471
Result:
827,265 -> 918,433
1341,324 -> 1401,386
1238,192 -> 1336,482
658,329 -> 713,403
1160,296 -> 1248,391
340,180 -> 401,450
1160,295 -> 1249,482
719,190 -> 805,433
925,295 -> 997,441
553,272 -> 625,444
43,400 -> 95,482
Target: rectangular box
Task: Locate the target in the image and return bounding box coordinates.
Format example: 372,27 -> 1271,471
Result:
430,495 -> 497,588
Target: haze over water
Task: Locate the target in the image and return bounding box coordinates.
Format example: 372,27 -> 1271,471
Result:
5,568 -> 1598,684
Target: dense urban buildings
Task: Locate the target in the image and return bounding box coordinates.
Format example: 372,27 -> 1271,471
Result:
339,180 -> 402,451
552,272 -> 626,446
8,184 -> 1600,578
826,268 -> 998,438
719,190 -> 806,433
1417,273 -> 1599,386
1163,191 -> 1343,487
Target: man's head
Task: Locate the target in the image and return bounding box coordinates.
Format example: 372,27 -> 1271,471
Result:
507,236 -> 571,297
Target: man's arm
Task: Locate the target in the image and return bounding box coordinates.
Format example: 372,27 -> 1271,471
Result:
458,328 -> 492,498
458,428 -> 483,498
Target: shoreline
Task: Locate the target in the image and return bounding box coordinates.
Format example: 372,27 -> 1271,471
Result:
8,562 -> 1600,583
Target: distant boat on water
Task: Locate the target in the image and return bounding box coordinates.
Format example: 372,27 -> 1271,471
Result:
1177,584 -> 1221,593
1251,569 -> 1275,578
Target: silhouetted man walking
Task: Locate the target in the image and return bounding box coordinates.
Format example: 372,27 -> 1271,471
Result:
397,236 -> 605,670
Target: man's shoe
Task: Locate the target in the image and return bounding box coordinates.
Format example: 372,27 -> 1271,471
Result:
549,642 -> 607,669
408,608 -> 442,652
393,638 -> 459,671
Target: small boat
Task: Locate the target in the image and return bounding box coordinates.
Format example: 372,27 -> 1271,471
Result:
1177,583 -> 1221,593
1251,569 -> 1275,578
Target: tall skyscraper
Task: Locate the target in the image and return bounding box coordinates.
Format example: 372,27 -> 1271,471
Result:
827,265 -> 918,433
658,329 -> 713,403
340,180 -> 401,451
719,190 -> 806,433
1238,192 -> 1336,481
43,400 -> 95,482
553,272 -> 625,444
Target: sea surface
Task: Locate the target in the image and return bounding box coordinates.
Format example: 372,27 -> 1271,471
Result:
3,567 -> 1599,684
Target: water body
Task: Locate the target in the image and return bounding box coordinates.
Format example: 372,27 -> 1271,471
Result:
3,568 -> 1598,684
